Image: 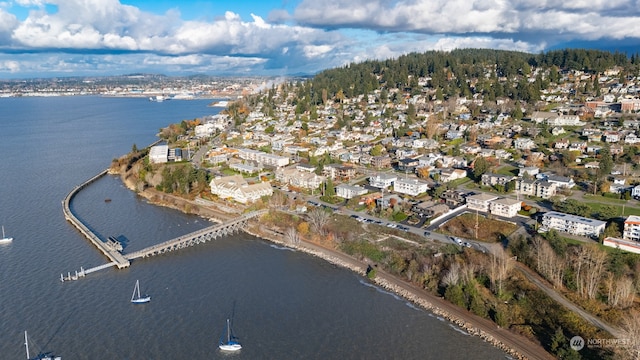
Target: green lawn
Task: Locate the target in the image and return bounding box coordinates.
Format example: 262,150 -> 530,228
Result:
585,201 -> 640,217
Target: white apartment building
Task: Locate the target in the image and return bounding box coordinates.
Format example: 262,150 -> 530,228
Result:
393,178 -> 430,196
237,148 -> 289,167
541,211 -> 606,238
623,215 -> 640,242
369,173 -> 398,189
466,193 -> 499,212
336,184 -> 368,199
149,144 -> 169,164
275,167 -> 325,190
209,175 -> 273,204
489,198 -> 522,218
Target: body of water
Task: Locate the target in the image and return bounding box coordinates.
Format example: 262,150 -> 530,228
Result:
0,96 -> 508,359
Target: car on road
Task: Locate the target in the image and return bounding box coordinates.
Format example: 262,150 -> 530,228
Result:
423,231 -> 431,236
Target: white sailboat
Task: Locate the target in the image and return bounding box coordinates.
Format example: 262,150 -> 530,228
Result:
0,225 -> 13,243
130,280 -> 151,304
24,331 -> 61,360
218,318 -> 242,352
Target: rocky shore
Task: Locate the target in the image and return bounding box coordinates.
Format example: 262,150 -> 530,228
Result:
243,224 -> 546,360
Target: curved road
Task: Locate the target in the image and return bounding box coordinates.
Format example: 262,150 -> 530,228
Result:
515,263 -> 623,339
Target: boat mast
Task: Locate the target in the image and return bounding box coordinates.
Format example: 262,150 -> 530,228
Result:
227,319 -> 231,343
24,331 -> 30,359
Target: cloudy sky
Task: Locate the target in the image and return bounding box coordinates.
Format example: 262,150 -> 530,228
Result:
0,0 -> 639,78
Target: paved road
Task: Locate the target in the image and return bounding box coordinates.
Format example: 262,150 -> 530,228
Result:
515,263 -> 623,339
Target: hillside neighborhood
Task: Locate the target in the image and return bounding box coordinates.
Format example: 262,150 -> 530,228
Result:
121,49 -> 640,359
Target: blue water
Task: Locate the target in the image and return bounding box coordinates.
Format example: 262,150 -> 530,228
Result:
0,96 -> 507,359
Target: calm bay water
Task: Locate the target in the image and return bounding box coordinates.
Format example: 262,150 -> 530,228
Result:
0,96 -> 508,359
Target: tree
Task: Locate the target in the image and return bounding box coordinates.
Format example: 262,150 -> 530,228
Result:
598,145 -> 613,178
308,208 -> 330,235
285,227 -> 300,245
370,144 -> 384,156
472,156 -> 490,181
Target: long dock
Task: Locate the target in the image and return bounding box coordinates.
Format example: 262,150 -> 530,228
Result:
61,169 -> 267,281
125,209 -> 267,260
62,169 -> 131,269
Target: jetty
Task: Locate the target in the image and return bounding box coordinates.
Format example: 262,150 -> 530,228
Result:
61,169 -> 267,281
62,169 -> 131,269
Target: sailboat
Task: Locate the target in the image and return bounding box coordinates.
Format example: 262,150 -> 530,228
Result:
130,280 -> 151,304
24,331 -> 61,360
218,318 -> 242,351
0,225 -> 13,243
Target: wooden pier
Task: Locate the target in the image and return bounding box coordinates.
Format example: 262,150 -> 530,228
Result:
125,209 -> 267,260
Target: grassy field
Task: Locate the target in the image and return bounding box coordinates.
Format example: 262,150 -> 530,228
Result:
584,200 -> 640,217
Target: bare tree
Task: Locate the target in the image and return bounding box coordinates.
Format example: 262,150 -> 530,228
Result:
441,263 -> 461,287
268,190 -> 288,209
284,227 -> 300,245
621,311 -> 640,359
532,237 -> 565,288
488,247 -> 513,296
571,245 -> 607,299
307,208 -> 330,235
606,273 -> 636,308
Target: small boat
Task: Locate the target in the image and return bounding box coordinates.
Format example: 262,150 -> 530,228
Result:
0,225 -> 12,243
219,318 -> 242,351
131,280 -> 151,304
24,331 -> 61,360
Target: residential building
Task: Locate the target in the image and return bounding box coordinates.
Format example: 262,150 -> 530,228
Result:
412,201 -> 450,217
441,190 -> 466,207
633,185 -> 640,199
323,164 -> 357,181
489,198 -> 522,218
481,173 -> 515,187
440,168 -> 468,183
335,184 -> 368,199
237,148 -> 289,168
603,237 -> 640,255
275,167 -> 325,190
514,137 -> 536,150
518,166 -> 539,178
515,179 -> 557,199
393,178 -> 430,196
466,193 -> 499,212
369,173 -> 398,188
209,175 -> 273,204
623,215 -> 640,242
541,211 -> 606,238
149,144 -> 169,164
371,155 -> 392,169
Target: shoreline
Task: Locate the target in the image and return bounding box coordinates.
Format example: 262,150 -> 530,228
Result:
243,224 -> 552,360
116,170 -> 552,360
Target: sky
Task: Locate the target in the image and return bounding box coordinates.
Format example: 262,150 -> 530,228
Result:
0,0 -> 639,79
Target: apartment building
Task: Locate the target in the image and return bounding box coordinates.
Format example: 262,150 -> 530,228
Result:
209,175 -> 273,204
541,211 -> 606,238
336,184 -> 368,199
393,178 -> 430,196
489,198 -> 522,218
623,215 -> 640,242
466,193 -> 499,212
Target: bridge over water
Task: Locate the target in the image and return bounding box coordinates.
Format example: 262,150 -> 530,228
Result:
124,209 -> 267,260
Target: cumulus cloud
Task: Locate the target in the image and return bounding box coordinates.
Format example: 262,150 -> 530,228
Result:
0,0 -> 637,77
293,0 -> 640,42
